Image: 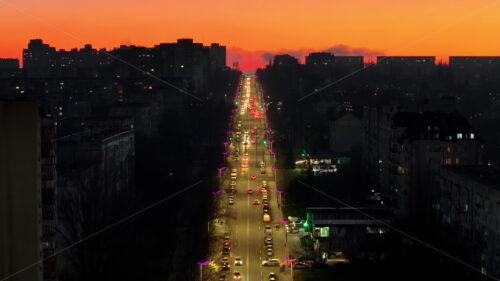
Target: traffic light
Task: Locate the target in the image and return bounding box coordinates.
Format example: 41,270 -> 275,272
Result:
235,101 -> 239,105
302,221 -> 309,228
229,137 -> 232,140
301,153 -> 305,157
263,140 -> 267,144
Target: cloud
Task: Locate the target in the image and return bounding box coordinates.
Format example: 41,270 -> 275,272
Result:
227,45 -> 384,70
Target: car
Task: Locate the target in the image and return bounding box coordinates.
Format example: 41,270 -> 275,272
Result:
263,205 -> 269,211
260,187 -> 267,194
229,199 -> 234,205
253,199 -> 260,205
224,239 -> 230,246
265,237 -> 273,245
219,274 -> 227,281
223,244 -> 230,250
234,157 -> 239,162
234,256 -> 243,266
242,163 -> 248,168
263,208 -> 269,214
260,161 -> 265,168
250,175 -> 256,180
268,272 -> 277,281
251,140 -> 256,144
266,244 -> 273,250
262,180 -> 267,187
222,257 -> 230,269
261,167 -> 266,174
247,189 -> 254,194
263,213 -> 271,222
262,194 -> 268,200
266,250 -> 273,258
261,259 -> 280,266
223,247 -> 230,255
233,272 -> 241,280
265,225 -> 272,234
293,262 -> 311,269
230,181 -> 236,187
262,198 -> 268,203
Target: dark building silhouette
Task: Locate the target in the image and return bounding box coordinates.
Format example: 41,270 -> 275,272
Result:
305,52 -> 334,66
434,165 -> 500,277
333,56 -> 364,76
449,56 -> 500,87
0,58 -> 19,69
0,58 -> 19,78
210,43 -> 227,70
273,54 -> 299,67
376,56 -> 435,79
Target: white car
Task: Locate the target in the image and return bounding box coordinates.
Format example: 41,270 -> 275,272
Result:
266,249 -> 273,258
262,180 -> 267,188
234,256 -> 243,266
261,259 -> 280,266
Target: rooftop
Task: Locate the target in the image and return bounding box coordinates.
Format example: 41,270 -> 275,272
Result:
392,111 -> 480,142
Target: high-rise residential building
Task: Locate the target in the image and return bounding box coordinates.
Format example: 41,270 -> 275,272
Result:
434,165 -> 500,277
363,106 -> 484,220
0,58 -> 19,69
41,116 -> 57,281
305,52 -> 334,66
449,56 -> 500,87
0,101 -> 43,281
0,59 -> 20,78
23,39 -> 56,77
210,43 -> 226,70
333,56 -> 364,77
376,56 -> 435,79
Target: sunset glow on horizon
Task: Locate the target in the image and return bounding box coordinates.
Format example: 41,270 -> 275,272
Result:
1,0 -> 500,70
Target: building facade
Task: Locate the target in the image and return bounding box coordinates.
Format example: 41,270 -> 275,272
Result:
0,101 -> 43,281
433,165 -> 500,277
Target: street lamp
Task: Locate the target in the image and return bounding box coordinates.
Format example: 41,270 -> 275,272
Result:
217,166 -> 226,185
197,260 -> 211,281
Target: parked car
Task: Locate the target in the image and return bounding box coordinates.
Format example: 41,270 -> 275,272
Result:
293,262 -> 311,269
261,259 -> 280,266
234,256 -> 243,266
265,237 -> 273,245
265,225 -> 272,234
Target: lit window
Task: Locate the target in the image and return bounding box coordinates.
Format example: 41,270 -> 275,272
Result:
455,158 -> 460,164
446,146 -> 452,153
457,133 -> 463,140
445,158 -> 452,165
470,133 -> 475,140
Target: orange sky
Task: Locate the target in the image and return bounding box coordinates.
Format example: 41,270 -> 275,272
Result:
1,0 -> 500,70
